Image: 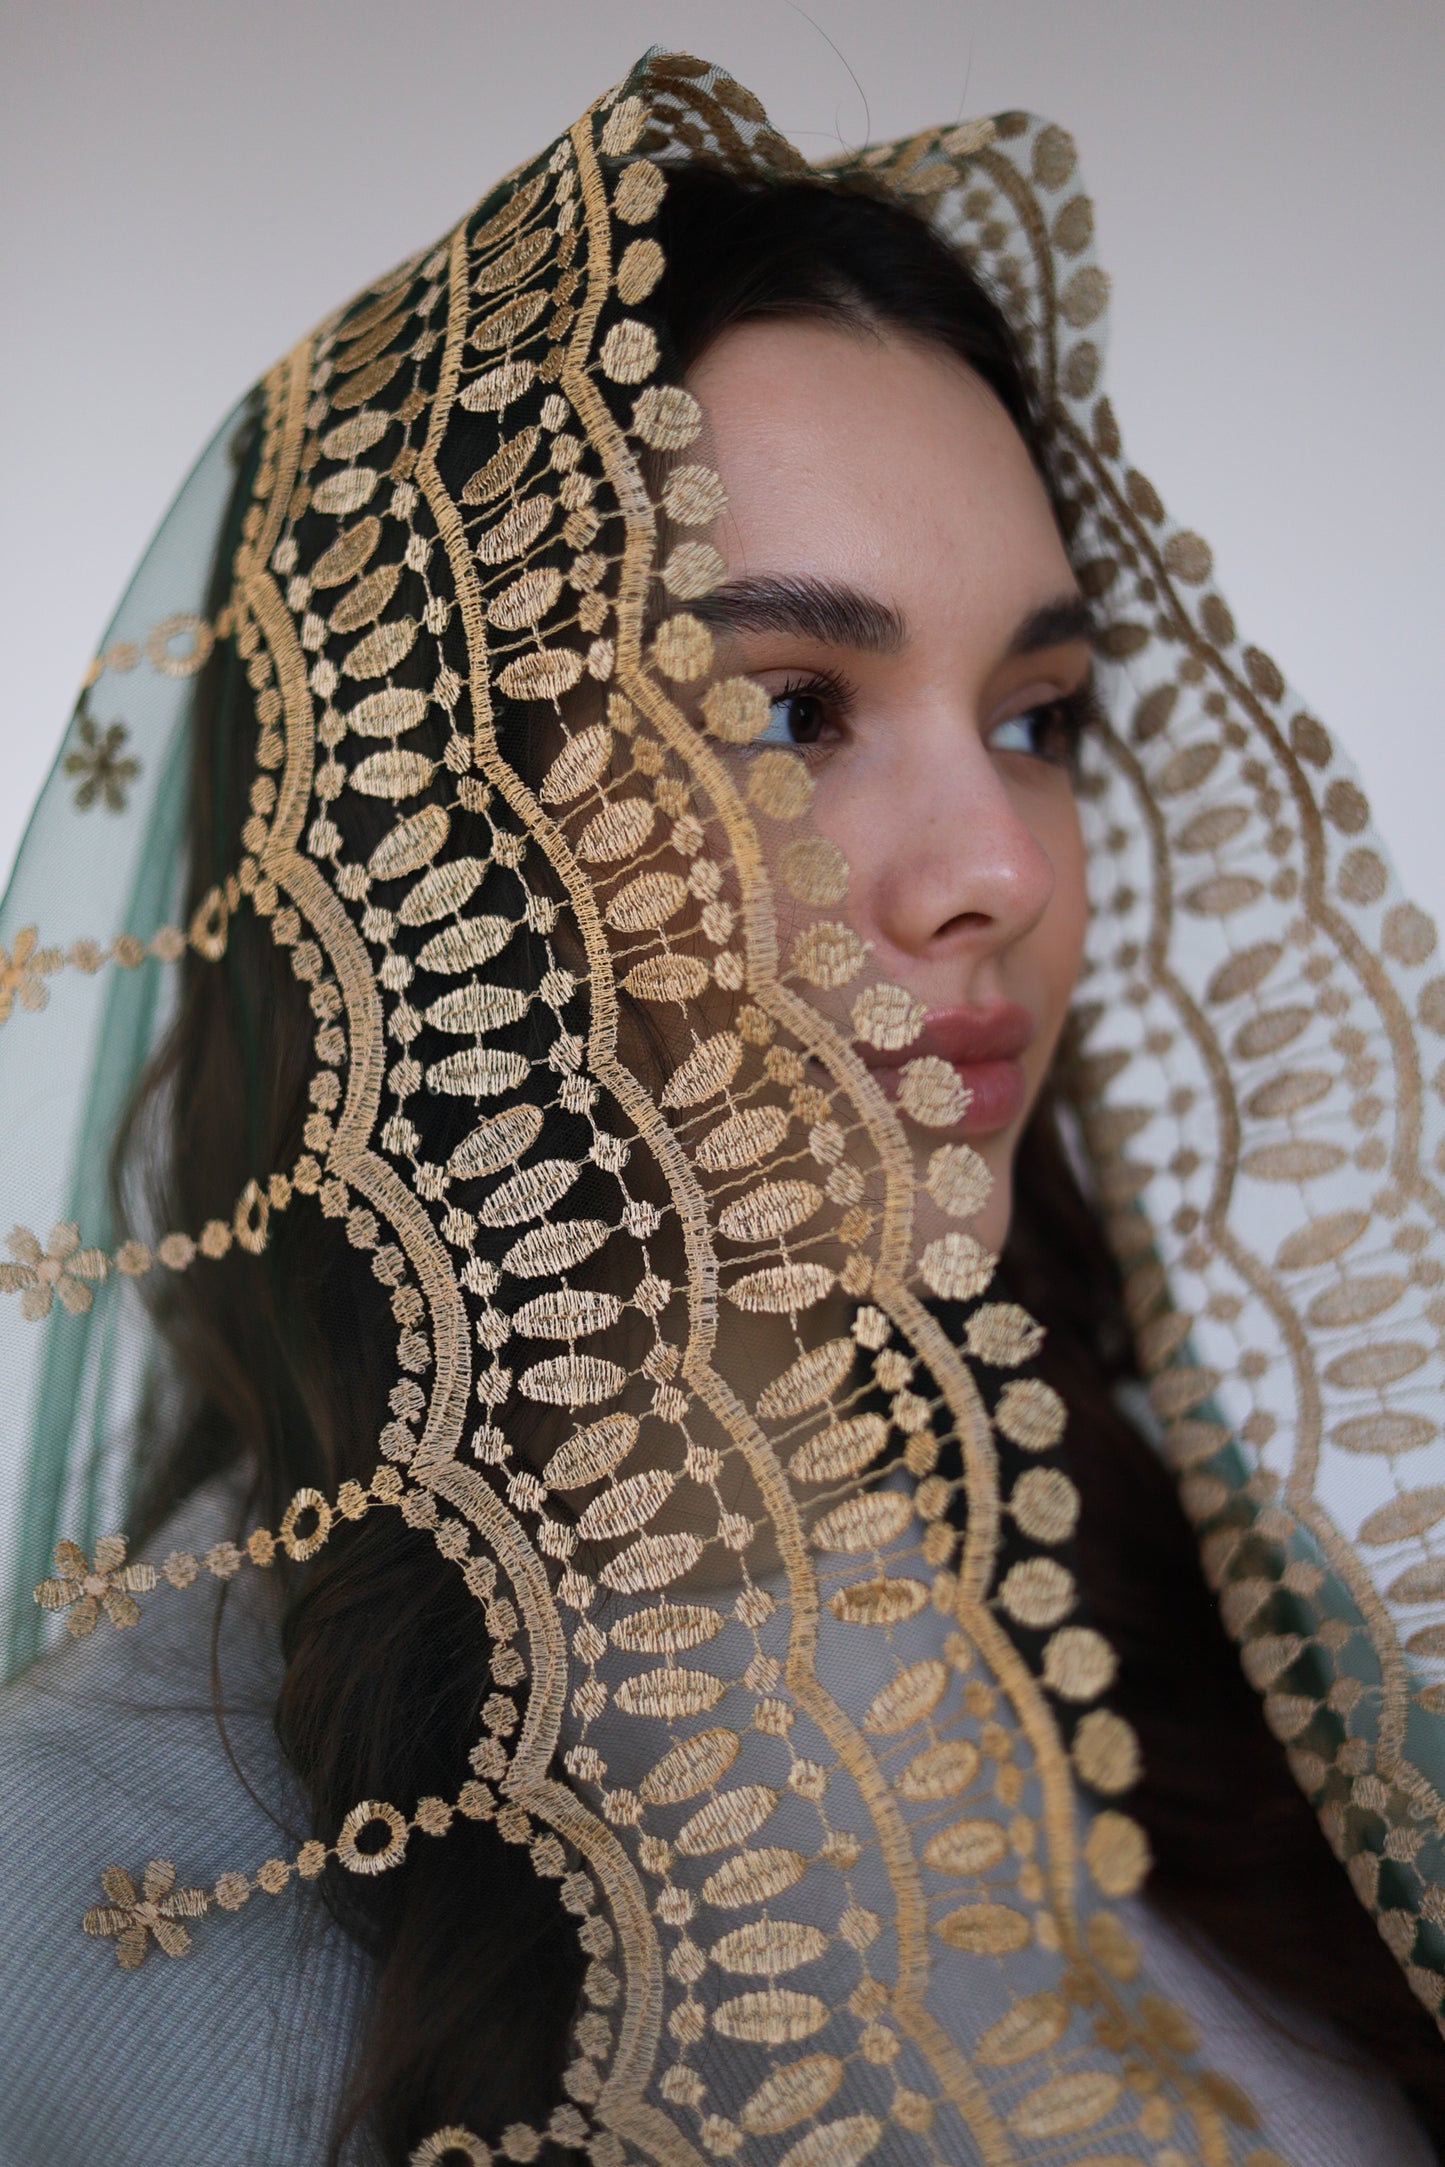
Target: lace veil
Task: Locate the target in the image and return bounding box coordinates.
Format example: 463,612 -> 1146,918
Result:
4,47 -> 1445,2167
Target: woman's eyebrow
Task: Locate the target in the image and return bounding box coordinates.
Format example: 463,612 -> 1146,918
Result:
692,573 -> 907,654
1008,593 -> 1097,656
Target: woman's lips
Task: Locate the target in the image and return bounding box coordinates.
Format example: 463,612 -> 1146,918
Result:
863,1003 -> 1035,1136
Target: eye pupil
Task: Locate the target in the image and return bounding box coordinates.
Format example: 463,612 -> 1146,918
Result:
774,694 -> 822,745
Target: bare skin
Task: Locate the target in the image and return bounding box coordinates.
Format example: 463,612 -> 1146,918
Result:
688,317 -> 1092,1254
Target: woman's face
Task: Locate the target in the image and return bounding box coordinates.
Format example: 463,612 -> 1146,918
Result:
688,318 -> 1092,1254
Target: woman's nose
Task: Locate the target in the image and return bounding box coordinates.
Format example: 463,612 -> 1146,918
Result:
866,723 -> 1056,962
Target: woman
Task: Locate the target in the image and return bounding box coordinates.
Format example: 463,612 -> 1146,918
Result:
2,48 -> 1444,2167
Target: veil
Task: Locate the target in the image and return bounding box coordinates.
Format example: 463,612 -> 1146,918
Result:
3,47 -> 1445,2167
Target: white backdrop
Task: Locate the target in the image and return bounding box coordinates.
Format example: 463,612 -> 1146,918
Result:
2,0 -> 1442,917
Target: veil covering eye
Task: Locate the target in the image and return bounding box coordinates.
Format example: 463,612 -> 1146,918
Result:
2,44 -> 1445,2167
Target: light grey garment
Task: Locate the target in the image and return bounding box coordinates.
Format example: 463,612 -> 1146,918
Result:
0,1484 -> 374,2167
0,1477 -> 1433,2166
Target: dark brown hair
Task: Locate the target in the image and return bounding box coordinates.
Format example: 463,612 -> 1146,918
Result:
116,164 -> 1445,2162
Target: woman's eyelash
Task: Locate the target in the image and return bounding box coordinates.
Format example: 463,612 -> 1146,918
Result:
773,667 -> 855,714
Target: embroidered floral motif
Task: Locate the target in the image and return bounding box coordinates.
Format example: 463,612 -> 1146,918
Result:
0,1221 -> 109,1318
63,704 -> 141,812
0,928 -> 51,1023
81,1860 -> 208,1968
34,1534 -> 157,1636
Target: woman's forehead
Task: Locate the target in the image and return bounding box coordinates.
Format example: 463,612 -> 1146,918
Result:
687,316 -> 1073,643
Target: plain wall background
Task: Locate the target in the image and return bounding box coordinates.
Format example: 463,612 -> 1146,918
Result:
3,1 -> 1442,915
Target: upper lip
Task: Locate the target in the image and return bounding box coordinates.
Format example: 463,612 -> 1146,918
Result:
862,1002 -> 1035,1069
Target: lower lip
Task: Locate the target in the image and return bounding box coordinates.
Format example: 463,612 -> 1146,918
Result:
868,1057 -> 1026,1135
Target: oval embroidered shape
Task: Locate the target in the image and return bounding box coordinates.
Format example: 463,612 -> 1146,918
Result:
994,1378 -> 1066,1452
399,857 -> 487,925
739,2054 -> 843,2134
935,1901 -> 1030,1955
503,1218 -> 610,1277
349,749 -> 435,799
712,1990 -> 829,2045
577,1469 -> 675,1542
1207,940 -> 1282,1004
728,1262 -> 836,1316
703,1848 -> 808,1913
760,1344 -> 863,1432
459,359 -> 537,414
329,561 -> 402,635
320,410 -> 390,461
662,1031 -> 743,1109
1326,1344 -> 1428,1391
517,1354 -> 626,1408
1330,1407 -> 1434,1452
777,2116 -> 881,2167
606,870 -> 689,931
578,797 -> 655,862
497,646 -> 585,703
475,494 -> 553,566
964,1304 -> 1045,1367
544,1412 -> 638,1490
448,1104 -> 544,1180
312,517 -> 382,588
791,922 -> 868,990
462,427 -> 541,505
610,1602 -> 723,1654
1306,1273 -> 1406,1329
1241,1140 -> 1347,1182
713,1919 -> 829,1978
1245,1068 -> 1333,1119
1174,803 -> 1250,852
812,1491 -> 914,1555
791,1414 -> 886,1485
472,173 -> 546,250
697,1104 -> 790,1173
424,984 -> 529,1035
920,1231 -> 995,1301
513,1288 -> 622,1340
976,1991 -> 1069,2068
368,803 -> 449,880
676,1785 -> 779,1856
999,1558 -> 1076,1628
827,1576 -> 929,1627
1233,1005 -> 1311,1059
600,1531 -> 704,1596
311,468 -> 380,517
1360,1486 -> 1445,1545
640,1726 -> 740,1805
1155,739 -> 1221,795
611,1656 -> 719,1713
1181,874 -> 1265,918
623,955 -> 711,1003
472,226 -> 553,295
1008,2071 -> 1121,2139
718,1181 -> 824,1245
897,1740 -> 980,1800
862,1658 -> 947,1734
1275,1208 -> 1369,1270
478,1158 -> 578,1227
342,618 -> 419,680
489,565 -> 564,632
540,723 -> 612,804
471,288 -> 548,351
345,685 -> 429,737
923,1817 -> 1009,1876
417,916 -> 514,975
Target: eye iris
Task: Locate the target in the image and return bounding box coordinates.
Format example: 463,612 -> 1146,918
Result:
773,693 -> 823,745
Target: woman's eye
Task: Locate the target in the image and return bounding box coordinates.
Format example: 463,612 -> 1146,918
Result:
758,691 -> 829,747
991,701 -> 1073,763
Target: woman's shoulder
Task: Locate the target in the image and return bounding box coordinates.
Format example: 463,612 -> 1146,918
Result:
0,1479 -> 372,2166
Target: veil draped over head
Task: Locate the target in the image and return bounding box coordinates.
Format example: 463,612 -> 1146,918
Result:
4,46 -> 1445,2167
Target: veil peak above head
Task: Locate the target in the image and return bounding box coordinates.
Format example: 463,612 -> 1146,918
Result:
4,46 -> 1445,2167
